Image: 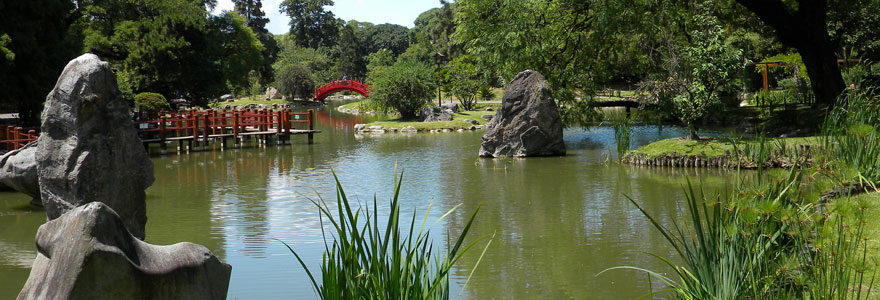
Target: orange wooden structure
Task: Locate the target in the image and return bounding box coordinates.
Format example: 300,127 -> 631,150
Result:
0,126 -> 38,151
136,109 -> 318,154
314,80 -> 371,101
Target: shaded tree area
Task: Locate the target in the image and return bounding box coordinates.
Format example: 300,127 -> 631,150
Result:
0,0 -> 267,123
233,0 -> 279,86
0,0 -> 81,125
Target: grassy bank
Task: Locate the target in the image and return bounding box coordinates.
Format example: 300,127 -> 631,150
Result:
365,111 -> 492,131
208,97 -> 292,108
628,136 -> 820,159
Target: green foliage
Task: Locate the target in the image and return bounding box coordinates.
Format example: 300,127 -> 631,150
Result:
280,0 -> 340,49
455,0 -> 602,126
0,0 -> 80,124
233,0 -> 278,85
369,60 -> 437,119
134,92 -> 170,115
273,40 -> 330,99
335,23 -> 366,79
366,49 -> 395,74
607,168 -> 875,299
0,34 -> 13,65
276,63 -> 314,100
662,10 -> 744,139
822,83 -> 880,182
606,111 -> 633,160
211,12 -> 265,92
279,171 -> 490,300
447,55 -> 485,111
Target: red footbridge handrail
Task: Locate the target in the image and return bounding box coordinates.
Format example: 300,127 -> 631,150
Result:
314,80 -> 371,101
0,126 -> 38,151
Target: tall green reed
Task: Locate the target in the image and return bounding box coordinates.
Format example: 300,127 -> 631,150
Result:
608,111 -> 634,160
279,171 -> 491,299
822,86 -> 880,183
605,166 -> 875,299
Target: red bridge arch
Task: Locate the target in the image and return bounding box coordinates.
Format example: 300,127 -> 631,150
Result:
314,80 -> 372,101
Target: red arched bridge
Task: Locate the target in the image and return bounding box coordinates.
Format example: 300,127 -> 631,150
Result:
314,80 -> 371,101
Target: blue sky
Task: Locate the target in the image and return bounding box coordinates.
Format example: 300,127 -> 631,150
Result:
213,0 -> 443,35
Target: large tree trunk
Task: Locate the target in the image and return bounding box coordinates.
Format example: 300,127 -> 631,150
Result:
735,0 -> 845,107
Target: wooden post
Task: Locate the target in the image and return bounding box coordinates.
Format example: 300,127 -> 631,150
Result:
27,130 -> 36,145
307,109 -> 314,144
159,116 -> 167,154
762,64 -> 769,92
14,127 -> 22,149
233,111 -> 240,147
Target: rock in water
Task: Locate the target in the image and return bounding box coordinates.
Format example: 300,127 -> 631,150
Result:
18,202 -> 231,300
479,70 -> 565,157
0,141 -> 40,205
37,54 -> 154,239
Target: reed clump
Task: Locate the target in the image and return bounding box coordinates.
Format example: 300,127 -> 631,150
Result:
279,171 -> 491,299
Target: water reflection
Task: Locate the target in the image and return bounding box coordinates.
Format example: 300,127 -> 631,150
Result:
0,103 -> 744,299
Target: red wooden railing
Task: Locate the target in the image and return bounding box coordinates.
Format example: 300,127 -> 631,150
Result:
314,80 -> 371,101
136,109 -> 315,146
0,126 -> 38,151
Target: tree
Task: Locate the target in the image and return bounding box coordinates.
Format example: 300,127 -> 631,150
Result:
664,12 -> 744,140
363,24 -> 410,57
733,0 -> 845,107
279,0 -> 339,49
447,55 -> 485,110
366,49 -> 394,75
276,63 -> 314,99
233,0 -> 279,85
209,12 -> 265,93
0,0 -> 80,125
273,40 -> 329,98
369,60 -> 437,119
335,23 -> 366,79
455,0 -> 603,125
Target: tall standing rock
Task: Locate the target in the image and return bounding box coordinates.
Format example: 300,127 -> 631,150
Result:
479,70 -> 566,157
18,202 -> 231,300
37,54 -> 154,239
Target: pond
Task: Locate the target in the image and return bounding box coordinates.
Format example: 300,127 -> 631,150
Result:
0,104 -> 741,299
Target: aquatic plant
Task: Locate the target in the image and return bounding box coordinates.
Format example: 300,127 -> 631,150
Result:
279,171 -> 491,299
604,167 -> 875,299
608,111 -> 633,160
822,86 -> 880,184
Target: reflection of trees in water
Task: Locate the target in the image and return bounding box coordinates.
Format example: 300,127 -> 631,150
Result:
443,158 -> 740,299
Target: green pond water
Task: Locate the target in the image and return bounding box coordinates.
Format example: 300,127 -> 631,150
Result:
0,105 -> 742,299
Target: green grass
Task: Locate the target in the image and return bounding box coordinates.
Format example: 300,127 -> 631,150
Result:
366,111 -> 493,131
208,96 -> 293,108
629,136 -> 821,159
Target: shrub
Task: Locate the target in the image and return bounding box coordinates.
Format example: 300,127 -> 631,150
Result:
279,171 -> 491,299
276,63 -> 315,100
134,92 -> 169,116
369,60 -> 436,119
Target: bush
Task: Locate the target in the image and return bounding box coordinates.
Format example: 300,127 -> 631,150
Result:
134,92 -> 169,116
369,60 -> 436,119
276,63 -> 315,100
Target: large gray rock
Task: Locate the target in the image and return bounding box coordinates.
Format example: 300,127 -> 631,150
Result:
37,54 -> 154,239
0,141 -> 40,204
421,106 -> 453,122
18,202 -> 231,300
265,87 -> 282,100
440,102 -> 460,113
479,70 -> 565,157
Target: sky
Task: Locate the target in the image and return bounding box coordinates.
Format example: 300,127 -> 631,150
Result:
213,0 -> 443,35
